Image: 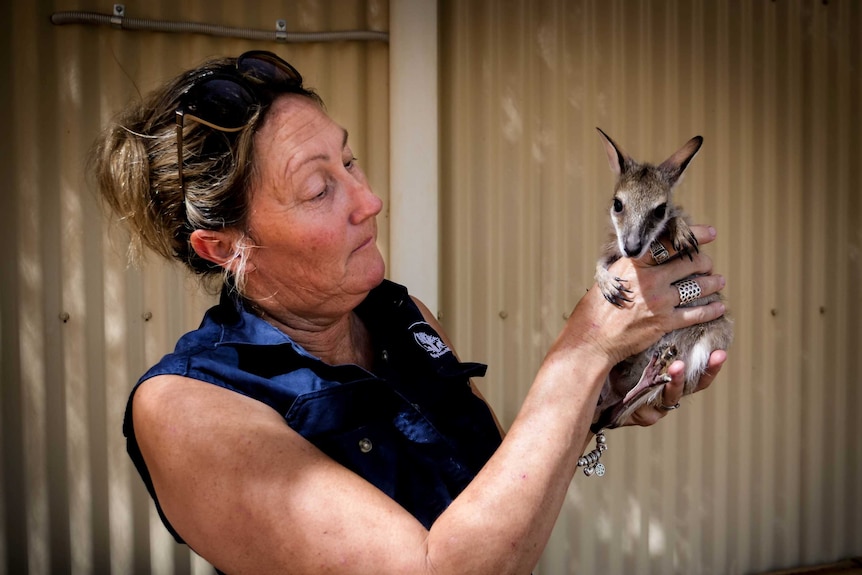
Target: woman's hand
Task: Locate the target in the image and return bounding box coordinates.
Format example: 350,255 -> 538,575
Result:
559,225 -> 726,368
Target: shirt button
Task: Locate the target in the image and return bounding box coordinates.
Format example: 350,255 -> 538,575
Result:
358,438 -> 373,453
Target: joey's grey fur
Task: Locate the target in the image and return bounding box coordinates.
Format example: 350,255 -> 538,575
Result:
593,128 -> 733,429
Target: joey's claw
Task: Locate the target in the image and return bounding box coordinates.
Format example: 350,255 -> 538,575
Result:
606,285 -> 633,306
674,243 -> 693,261
613,278 -> 633,293
689,232 -> 700,252
603,288 -> 632,307
597,272 -> 634,307
675,238 -> 696,261
614,287 -> 634,301
604,293 -> 625,308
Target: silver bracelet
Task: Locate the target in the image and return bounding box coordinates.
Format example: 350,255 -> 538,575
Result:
577,430 -> 607,477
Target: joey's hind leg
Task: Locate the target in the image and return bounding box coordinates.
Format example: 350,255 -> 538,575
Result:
666,217 -> 699,258
622,345 -> 678,405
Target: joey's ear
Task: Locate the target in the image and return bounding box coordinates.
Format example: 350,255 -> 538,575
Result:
596,127 -> 631,177
190,229 -> 243,271
659,135 -> 703,186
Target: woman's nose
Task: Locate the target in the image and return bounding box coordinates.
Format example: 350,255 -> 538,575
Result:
349,180 -> 383,225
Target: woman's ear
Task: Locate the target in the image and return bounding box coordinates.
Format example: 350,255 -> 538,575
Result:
190,229 -> 243,271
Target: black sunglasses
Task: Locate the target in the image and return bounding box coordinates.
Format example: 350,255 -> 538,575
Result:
175,51 -> 303,196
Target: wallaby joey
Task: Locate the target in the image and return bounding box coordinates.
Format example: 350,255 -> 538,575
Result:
592,128 -> 733,430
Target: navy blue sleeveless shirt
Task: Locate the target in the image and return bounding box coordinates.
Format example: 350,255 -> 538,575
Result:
123,280 -> 503,543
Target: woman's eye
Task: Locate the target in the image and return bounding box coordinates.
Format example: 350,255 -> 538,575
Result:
313,185 -> 329,200
345,156 -> 358,170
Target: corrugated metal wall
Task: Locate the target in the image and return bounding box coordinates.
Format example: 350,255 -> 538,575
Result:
3,0 -> 861,574
0,1 -> 388,574
439,1 -> 862,574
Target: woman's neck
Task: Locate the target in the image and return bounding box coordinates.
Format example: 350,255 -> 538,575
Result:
253,303 -> 374,369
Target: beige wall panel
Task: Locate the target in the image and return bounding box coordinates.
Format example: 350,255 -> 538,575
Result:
0,0 -> 388,573
440,0 -> 861,574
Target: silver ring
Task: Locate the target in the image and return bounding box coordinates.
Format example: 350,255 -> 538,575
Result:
650,241 -> 670,264
659,402 -> 681,411
675,279 -> 701,305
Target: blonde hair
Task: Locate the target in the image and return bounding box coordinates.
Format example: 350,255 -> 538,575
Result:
91,55 -> 321,295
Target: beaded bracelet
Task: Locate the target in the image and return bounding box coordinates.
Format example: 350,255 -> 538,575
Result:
577,430 -> 607,477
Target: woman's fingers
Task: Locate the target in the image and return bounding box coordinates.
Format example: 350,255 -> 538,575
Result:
690,349 -> 727,393
658,350 -> 727,411
673,298 -> 727,329
635,225 -> 717,268
673,274 -> 726,307
662,360 -> 686,406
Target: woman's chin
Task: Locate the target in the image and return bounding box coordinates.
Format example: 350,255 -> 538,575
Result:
351,250 -> 386,292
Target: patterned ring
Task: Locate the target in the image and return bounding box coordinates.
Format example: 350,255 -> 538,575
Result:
650,241 -> 670,264
675,279 -> 702,306
659,402 -> 681,411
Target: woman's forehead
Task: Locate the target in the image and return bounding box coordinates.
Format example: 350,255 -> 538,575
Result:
259,97 -> 344,161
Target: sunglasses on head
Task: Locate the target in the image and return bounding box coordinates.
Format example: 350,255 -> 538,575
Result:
175,50 -> 303,196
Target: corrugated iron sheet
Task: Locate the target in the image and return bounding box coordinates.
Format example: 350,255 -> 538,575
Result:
1,1 -> 388,573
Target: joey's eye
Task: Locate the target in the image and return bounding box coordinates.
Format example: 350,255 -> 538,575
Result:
653,203 -> 667,219
613,199 -> 623,213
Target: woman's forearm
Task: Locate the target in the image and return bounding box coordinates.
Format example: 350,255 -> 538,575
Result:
424,343 -> 611,574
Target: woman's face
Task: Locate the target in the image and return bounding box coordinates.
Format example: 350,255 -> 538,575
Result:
242,94 -> 385,316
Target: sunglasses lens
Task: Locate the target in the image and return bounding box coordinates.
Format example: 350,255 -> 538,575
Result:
237,51 -> 302,86
185,77 -> 257,130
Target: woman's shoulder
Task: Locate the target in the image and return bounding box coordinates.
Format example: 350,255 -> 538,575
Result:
133,373 -> 280,429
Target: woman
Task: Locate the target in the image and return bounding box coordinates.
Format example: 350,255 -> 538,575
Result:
92,51 -> 727,574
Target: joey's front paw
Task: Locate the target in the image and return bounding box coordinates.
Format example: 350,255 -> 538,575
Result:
667,217 -> 699,259
595,268 -> 633,307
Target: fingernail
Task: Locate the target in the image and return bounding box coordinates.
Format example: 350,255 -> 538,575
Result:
709,226 -> 717,238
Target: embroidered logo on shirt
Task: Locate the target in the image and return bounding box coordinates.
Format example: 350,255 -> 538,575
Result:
409,322 -> 451,358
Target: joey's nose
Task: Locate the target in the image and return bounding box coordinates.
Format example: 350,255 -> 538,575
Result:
624,241 -> 643,258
